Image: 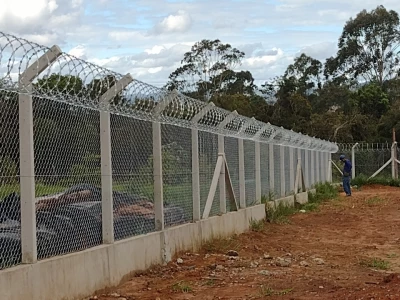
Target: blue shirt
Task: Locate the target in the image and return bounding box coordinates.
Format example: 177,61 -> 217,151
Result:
343,159 -> 352,174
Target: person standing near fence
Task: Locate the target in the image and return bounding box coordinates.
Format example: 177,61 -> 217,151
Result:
340,154 -> 352,196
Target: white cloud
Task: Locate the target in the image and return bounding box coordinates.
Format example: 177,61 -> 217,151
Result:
68,45 -> 86,59
145,45 -> 166,55
2,0 -> 400,87
152,10 -> 192,34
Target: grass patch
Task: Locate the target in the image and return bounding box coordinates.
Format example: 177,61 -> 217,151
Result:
250,219 -> 265,232
172,281 -> 193,293
352,174 -> 400,188
300,202 -> 319,211
0,183 -> 69,200
203,278 -> 216,286
365,196 -> 384,206
266,202 -> 297,224
259,285 -> 293,297
203,235 -> 241,254
360,257 -> 390,270
308,182 -> 338,204
264,183 -> 338,221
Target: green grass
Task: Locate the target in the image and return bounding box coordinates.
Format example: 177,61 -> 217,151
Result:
351,174 -> 400,188
250,218 -> 265,232
259,286 -> 293,297
360,257 -> 390,270
300,202 -> 319,211
0,183 -> 68,200
264,183 -> 338,222
203,235 -> 241,254
266,201 -> 298,224
172,281 -> 193,293
365,196 -> 384,206
308,182 -> 338,204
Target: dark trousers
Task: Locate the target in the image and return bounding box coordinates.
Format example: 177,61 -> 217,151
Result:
343,176 -> 351,195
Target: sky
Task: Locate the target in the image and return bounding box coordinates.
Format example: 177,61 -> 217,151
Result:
1,0 -> 400,88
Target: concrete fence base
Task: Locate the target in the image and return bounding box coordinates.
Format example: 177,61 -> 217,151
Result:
266,192 -> 310,210
0,191 -> 312,300
0,204 -> 266,300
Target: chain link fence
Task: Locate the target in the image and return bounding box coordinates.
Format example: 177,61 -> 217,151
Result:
333,143 -> 394,182
0,31 -> 337,270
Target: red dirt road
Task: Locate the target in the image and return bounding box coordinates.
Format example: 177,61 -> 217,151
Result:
88,185 -> 400,300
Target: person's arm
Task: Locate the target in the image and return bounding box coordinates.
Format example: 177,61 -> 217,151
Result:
346,160 -> 352,169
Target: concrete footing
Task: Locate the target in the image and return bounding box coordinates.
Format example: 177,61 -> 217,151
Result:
0,204 -> 266,300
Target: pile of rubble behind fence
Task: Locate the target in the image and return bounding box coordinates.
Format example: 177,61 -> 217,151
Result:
0,184 -> 187,269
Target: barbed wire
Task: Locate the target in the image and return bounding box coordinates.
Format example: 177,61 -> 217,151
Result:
337,143 -> 394,152
0,31 -> 337,152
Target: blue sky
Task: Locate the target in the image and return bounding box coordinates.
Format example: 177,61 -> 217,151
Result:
0,0 -> 399,87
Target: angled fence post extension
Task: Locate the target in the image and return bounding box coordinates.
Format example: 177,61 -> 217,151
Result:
152,89 -> 178,230
18,45 -> 63,263
99,74 -> 133,244
191,103 -> 214,221
269,143 -> 274,196
280,145 -> 285,197
351,143 -> 359,179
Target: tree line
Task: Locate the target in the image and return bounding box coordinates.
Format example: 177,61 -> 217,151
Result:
165,5 -> 400,143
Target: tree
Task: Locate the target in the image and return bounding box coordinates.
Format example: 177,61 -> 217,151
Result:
271,93 -> 312,132
325,5 -> 400,85
218,70 -> 257,95
378,99 -> 400,141
284,53 -> 323,96
166,39 -> 245,101
87,75 -> 127,106
350,83 -> 389,118
35,74 -> 84,98
313,81 -> 352,113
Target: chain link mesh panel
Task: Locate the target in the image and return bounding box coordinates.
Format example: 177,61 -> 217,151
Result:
273,145 -> 281,198
224,137 -> 239,212
323,152 -> 328,182
311,151 -> 317,187
284,147 -> 290,195
260,143 -> 270,197
320,152 -> 325,182
293,149 -> 298,191
316,151 -> 321,183
33,98 -> 102,260
244,140 -> 256,206
0,90 -> 20,269
0,30 -> 340,269
199,131 -> 220,217
334,144 -> 393,181
110,116 -> 155,240
162,124 -> 192,227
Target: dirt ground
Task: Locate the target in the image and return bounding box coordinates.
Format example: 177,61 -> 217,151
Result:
88,185 -> 400,300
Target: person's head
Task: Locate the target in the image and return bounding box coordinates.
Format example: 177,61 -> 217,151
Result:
339,154 -> 345,162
